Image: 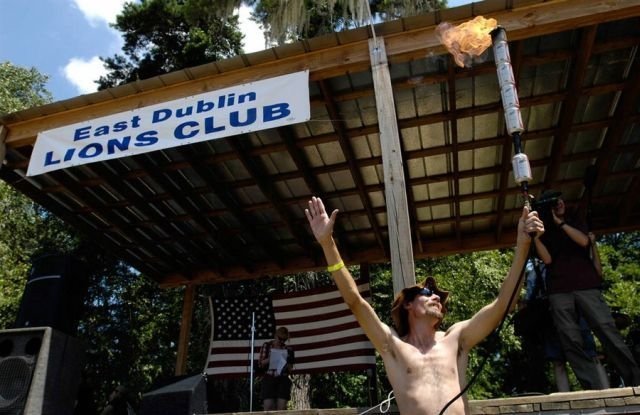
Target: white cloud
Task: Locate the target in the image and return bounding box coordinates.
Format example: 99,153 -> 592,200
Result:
62,1 -> 126,96
72,0 -> 128,26
63,56 -> 108,95
62,2 -> 264,97
237,5 -> 266,53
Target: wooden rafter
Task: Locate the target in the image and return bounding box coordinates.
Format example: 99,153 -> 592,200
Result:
317,79 -> 387,254
277,126 -> 352,260
544,25 -> 598,189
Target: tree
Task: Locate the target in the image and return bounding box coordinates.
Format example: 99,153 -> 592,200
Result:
0,62 -> 68,329
0,61 -> 52,114
597,232 -> 640,319
251,0 -> 445,46
0,62 -> 195,411
97,0 -> 244,89
79,258 -> 190,410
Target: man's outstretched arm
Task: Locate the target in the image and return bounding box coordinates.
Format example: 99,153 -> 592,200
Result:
458,206 -> 544,351
305,196 -> 392,351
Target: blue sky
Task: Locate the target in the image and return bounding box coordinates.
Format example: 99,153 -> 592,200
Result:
0,0 -> 474,103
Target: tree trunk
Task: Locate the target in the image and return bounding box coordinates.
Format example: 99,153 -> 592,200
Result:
290,374 -> 311,409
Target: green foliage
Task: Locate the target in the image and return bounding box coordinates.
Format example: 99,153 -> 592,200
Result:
373,0 -> 447,19
0,61 -> 52,115
98,0 -> 244,89
310,371 -> 371,408
252,0 -> 446,45
0,63 -> 59,330
79,259 -> 187,409
597,232 -> 640,328
0,62 -> 194,410
0,181 -> 76,329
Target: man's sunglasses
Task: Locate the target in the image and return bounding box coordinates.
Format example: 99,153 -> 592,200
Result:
418,287 -> 434,297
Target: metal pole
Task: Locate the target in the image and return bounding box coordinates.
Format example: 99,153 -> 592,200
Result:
249,311 -> 255,412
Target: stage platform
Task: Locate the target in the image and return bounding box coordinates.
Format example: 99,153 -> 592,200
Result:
214,387 -> 640,415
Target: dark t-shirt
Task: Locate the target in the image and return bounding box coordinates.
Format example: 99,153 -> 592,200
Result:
540,219 -> 600,294
259,340 -> 294,376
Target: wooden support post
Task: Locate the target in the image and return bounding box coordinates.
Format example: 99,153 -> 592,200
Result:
369,37 -> 416,294
175,284 -> 195,376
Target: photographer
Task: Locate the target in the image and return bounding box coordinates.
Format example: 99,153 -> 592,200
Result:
533,190 -> 640,389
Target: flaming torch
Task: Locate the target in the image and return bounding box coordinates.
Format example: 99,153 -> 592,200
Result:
491,26 -> 532,207
437,19 -> 533,207
434,22 -> 537,415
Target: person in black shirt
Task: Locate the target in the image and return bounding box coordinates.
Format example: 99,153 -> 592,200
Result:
258,326 -> 294,410
534,190 -> 640,389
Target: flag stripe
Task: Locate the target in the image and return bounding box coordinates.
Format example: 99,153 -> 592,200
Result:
288,321 -> 361,337
208,342 -> 375,365
292,362 -> 375,374
272,289 -> 371,312
276,309 -> 353,325
205,279 -> 376,377
207,346 -> 376,367
210,333 -> 370,355
288,334 -> 370,350
293,348 -> 376,364
272,283 -> 369,301
207,362 -> 375,378
277,314 -> 359,331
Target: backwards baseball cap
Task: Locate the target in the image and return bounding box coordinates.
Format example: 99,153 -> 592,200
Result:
391,276 -> 449,337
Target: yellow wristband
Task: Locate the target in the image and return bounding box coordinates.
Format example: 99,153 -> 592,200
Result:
327,261 -> 345,273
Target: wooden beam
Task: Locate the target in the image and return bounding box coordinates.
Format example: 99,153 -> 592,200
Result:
176,143 -> 287,269
175,284 -> 195,376
544,25 -> 598,188
370,37 -> 416,293
446,58 -> 462,246
277,126 -> 352,260
316,79 -> 387,254
592,55 -> 640,204
226,136 -> 315,261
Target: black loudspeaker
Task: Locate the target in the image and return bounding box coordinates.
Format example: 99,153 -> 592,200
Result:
139,374 -> 207,415
15,254 -> 88,336
0,327 -> 84,415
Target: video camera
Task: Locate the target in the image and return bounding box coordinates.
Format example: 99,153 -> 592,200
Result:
531,190 -> 561,224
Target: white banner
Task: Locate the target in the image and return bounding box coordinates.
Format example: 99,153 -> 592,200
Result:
28,71 -> 310,176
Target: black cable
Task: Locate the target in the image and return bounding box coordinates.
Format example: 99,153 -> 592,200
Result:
437,242 -> 536,415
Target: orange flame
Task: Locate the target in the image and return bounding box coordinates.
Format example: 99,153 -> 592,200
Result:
436,16 -> 498,68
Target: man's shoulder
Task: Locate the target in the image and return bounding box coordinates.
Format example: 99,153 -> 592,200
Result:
445,320 -> 468,332
440,320 -> 470,341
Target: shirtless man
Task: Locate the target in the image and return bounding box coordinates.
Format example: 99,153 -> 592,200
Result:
305,196 -> 544,415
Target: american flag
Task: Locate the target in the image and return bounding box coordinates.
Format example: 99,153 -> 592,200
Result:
205,279 -> 376,377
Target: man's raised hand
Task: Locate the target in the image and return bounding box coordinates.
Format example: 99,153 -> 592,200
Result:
305,196 -> 338,245
518,205 -> 545,244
